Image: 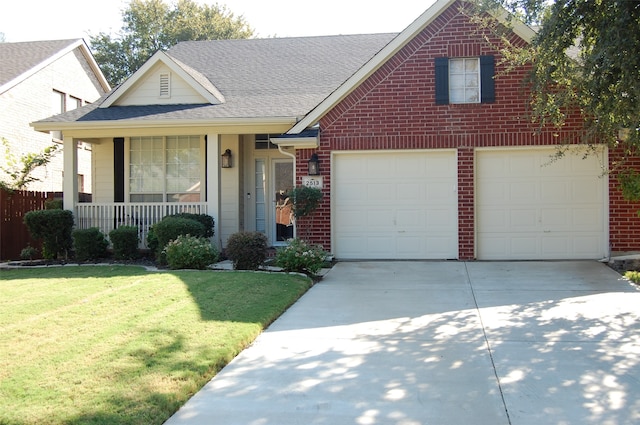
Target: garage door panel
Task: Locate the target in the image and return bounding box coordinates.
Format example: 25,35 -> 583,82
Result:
427,183 -> 455,201
367,209 -> 395,228
427,209 -> 457,229
477,148 -> 606,260
541,181 -> 569,202
366,157 -> 392,175
510,156 -> 537,174
510,209 -> 538,230
367,183 -> 395,201
510,182 -> 538,203
572,180 -> 602,202
334,151 -> 457,259
396,209 -> 424,228
397,183 -> 424,201
540,208 -> 570,228
336,183 -> 367,203
573,209 -> 602,228
396,157 -> 426,178
511,236 -> 539,256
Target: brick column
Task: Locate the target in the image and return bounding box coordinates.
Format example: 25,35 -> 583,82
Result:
458,147 -> 475,260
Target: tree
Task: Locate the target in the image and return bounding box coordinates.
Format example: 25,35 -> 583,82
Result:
90,0 -> 254,86
473,0 -> 640,198
0,138 -> 59,191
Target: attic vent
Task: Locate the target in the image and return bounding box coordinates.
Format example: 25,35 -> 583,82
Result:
159,73 -> 171,98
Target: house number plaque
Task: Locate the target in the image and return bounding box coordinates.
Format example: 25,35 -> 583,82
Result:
302,176 -> 323,189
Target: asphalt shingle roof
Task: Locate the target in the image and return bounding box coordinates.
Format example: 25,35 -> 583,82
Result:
38,34 -> 397,124
0,39 -> 80,90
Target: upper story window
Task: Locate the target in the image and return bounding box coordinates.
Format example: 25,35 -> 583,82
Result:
69,96 -> 83,110
52,90 -> 65,114
449,58 -> 480,103
435,56 -> 495,105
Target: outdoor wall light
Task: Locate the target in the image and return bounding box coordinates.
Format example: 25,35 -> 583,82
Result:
308,153 -> 320,175
221,149 -> 232,168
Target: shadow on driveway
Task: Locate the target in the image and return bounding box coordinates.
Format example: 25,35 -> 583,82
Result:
165,261 -> 640,425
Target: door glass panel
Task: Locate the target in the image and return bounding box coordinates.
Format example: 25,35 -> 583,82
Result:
274,161 -> 294,242
255,160 -> 266,233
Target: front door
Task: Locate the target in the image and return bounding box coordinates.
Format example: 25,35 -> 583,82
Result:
272,159 -> 294,244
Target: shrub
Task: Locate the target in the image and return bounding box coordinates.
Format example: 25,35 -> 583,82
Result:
72,228 -> 109,261
170,213 -> 214,238
109,226 -> 139,260
275,238 -> 328,275
164,235 -> 218,270
153,216 -> 206,260
20,245 -> 38,260
625,271 -> 640,284
23,209 -> 73,259
225,231 -> 268,270
146,225 -> 159,254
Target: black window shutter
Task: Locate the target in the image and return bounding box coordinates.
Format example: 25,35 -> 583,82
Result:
113,138 -> 125,203
434,57 -> 449,105
480,55 -> 495,103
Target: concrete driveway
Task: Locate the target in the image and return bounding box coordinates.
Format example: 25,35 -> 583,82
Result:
164,261 -> 640,425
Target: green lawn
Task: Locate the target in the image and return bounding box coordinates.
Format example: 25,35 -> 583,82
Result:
0,266 -> 311,425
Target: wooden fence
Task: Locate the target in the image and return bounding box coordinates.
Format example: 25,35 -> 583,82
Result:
0,190 -> 92,261
0,189 -> 54,261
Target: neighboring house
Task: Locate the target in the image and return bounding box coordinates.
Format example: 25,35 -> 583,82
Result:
0,39 -> 110,192
32,0 -> 640,260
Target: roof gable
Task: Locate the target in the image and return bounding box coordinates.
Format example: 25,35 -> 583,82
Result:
100,51 -> 225,108
288,0 -> 536,134
0,39 -> 110,95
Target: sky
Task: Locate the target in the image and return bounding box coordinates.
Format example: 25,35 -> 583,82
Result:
0,0 -> 436,43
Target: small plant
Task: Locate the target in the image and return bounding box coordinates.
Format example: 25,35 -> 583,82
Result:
164,235 -> 218,270
72,228 -> 109,261
625,270 -> 640,284
20,245 -> 38,260
225,231 -> 268,270
23,209 -> 73,259
109,226 -> 139,260
275,238 -> 328,275
0,138 -> 58,191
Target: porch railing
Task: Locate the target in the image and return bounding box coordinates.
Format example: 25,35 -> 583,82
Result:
75,202 -> 208,249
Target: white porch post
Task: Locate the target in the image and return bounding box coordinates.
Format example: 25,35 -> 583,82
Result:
206,133 -> 221,247
62,136 -> 78,211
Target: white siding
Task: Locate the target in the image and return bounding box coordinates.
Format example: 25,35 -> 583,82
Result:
220,135 -> 241,246
116,63 -> 208,106
91,140 -> 114,202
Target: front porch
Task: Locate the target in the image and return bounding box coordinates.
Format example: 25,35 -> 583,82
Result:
75,202 -> 208,249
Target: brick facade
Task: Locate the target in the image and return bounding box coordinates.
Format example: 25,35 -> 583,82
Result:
295,0 -> 640,258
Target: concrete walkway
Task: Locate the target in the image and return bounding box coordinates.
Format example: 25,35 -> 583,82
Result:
164,261 -> 640,425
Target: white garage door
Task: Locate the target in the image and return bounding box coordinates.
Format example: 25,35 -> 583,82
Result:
476,148 -> 607,260
333,150 -> 458,259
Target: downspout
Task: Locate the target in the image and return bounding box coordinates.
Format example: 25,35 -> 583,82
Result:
277,144 -> 297,239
